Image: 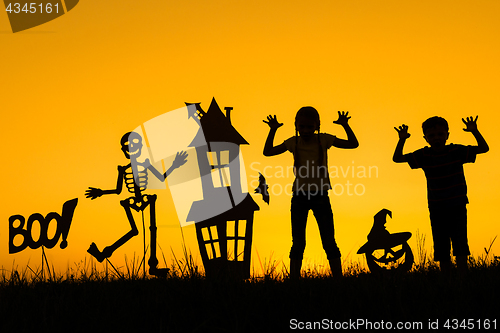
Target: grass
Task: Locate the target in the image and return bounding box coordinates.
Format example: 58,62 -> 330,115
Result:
1,243 -> 499,332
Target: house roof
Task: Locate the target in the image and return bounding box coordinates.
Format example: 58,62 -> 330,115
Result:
188,98 -> 249,147
187,193 -> 260,224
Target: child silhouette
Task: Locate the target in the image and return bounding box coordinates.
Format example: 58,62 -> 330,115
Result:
263,107 -> 359,278
393,116 -> 489,274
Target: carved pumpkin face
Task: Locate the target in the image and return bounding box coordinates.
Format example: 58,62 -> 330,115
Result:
357,209 -> 415,274
365,241 -> 414,273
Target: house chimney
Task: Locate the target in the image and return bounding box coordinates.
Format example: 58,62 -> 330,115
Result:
224,107 -> 233,124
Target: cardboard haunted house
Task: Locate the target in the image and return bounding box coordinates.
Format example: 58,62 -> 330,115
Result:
186,98 -> 259,278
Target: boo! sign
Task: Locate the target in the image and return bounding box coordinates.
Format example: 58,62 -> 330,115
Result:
9,198 -> 78,253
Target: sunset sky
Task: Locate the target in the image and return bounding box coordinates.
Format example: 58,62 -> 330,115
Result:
2,0 -> 499,274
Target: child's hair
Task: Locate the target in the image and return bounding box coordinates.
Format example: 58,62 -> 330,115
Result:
422,116 -> 449,134
294,107 -> 325,175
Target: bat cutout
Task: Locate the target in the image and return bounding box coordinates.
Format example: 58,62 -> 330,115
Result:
254,172 -> 269,204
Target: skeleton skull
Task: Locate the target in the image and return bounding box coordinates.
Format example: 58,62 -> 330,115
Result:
121,132 -> 143,160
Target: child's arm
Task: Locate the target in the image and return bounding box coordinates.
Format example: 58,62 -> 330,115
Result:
393,124 -> 411,163
332,111 -> 359,149
263,115 -> 287,156
462,116 -> 489,154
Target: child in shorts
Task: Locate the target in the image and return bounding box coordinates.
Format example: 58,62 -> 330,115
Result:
393,116 -> 489,273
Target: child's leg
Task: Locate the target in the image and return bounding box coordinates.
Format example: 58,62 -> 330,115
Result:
456,255 -> 468,273
439,259 -> 451,274
430,208 -> 452,273
290,259 -> 302,279
329,257 -> 342,278
310,193 -> 342,277
450,205 -> 470,273
290,194 -> 309,278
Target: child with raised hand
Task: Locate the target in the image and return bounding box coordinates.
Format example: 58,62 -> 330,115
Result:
263,107 -> 359,278
393,116 -> 489,274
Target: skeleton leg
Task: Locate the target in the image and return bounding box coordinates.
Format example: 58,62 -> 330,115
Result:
87,199 -> 139,262
147,195 -> 170,276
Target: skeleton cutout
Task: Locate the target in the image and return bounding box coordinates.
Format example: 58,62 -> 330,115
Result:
86,132 -> 187,276
357,209 -> 414,273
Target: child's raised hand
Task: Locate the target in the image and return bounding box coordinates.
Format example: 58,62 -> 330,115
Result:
394,124 -> 411,139
333,111 -> 351,126
263,115 -> 283,130
462,116 -> 479,132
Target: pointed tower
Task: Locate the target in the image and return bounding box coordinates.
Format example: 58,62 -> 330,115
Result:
186,98 -> 259,279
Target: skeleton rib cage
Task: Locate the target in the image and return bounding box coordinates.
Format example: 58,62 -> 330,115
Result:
124,163 -> 149,195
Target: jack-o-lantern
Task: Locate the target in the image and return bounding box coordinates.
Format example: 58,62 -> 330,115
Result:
357,209 -> 414,273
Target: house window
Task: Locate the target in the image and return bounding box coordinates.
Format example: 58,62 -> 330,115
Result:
207,150 -> 231,188
201,226 -> 220,260
226,220 -> 246,261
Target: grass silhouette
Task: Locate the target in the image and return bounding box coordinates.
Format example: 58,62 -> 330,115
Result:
1,241 -> 499,332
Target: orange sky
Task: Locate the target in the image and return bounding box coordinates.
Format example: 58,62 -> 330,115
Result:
1,0 -> 499,275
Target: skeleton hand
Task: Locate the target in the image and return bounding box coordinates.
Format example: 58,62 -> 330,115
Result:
172,151 -> 188,169
85,187 -> 103,200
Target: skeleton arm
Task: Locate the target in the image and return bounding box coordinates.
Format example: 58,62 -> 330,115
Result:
85,166 -> 125,199
147,151 -> 188,182
147,161 -> 166,182
164,151 -> 188,178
